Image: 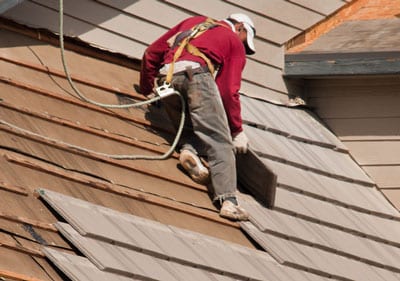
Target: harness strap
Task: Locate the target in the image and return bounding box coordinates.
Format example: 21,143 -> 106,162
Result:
165,18 -> 218,84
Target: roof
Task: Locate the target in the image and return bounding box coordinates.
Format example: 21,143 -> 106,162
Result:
285,18 -> 400,76
1,0 -> 350,103
2,0 -> 400,280
285,0 -> 400,76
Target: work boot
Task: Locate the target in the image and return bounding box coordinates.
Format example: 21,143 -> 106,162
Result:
179,150 -> 210,184
219,200 -> 249,221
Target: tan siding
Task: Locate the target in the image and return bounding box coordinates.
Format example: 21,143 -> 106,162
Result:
363,166 -> 400,189
325,118 -> 400,141
382,189 -> 400,210
307,77 -> 400,210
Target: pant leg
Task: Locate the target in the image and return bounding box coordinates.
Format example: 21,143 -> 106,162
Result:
168,72 -> 237,201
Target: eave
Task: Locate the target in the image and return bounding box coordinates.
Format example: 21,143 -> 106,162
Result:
285,51 -> 400,77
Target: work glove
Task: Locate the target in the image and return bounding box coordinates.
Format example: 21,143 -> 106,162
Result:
232,131 -> 249,154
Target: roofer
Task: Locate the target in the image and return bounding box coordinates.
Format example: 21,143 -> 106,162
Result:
139,13 -> 256,221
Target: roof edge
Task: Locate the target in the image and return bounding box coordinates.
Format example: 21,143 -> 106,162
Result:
284,51 -> 400,77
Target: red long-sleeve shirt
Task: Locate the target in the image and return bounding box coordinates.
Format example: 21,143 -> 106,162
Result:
140,16 -> 246,136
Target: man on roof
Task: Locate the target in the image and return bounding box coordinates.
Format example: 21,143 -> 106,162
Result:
139,13 -> 256,221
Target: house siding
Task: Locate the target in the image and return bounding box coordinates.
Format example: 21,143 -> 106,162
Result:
305,76 -> 400,210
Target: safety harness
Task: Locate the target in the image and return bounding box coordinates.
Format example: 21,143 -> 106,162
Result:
165,18 -> 220,84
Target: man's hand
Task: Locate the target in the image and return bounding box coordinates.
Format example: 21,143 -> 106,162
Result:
232,131 -> 249,154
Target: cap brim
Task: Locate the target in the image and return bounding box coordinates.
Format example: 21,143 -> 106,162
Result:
243,22 -> 255,55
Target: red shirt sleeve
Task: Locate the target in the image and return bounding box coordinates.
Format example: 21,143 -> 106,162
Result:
214,38 -> 246,136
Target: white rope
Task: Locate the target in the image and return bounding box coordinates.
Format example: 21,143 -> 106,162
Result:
57,0 -> 185,160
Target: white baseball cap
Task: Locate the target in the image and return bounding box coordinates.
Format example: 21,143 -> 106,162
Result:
228,13 -> 256,55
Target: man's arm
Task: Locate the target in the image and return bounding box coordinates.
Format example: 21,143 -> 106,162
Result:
215,54 -> 246,136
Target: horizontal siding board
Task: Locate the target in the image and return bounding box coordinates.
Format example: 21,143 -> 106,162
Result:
226,0 -> 323,30
309,94 -> 400,119
326,117 -> 400,141
306,77 -> 400,98
345,141 -> 400,165
382,189 -> 400,211
364,166 -> 400,189
164,0 -> 300,45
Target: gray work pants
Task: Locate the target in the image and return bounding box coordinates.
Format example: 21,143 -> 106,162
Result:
161,72 -> 237,202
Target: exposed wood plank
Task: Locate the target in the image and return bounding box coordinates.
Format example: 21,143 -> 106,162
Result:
0,180 -> 28,195
0,218 -> 70,250
0,102 -> 177,159
0,235 -> 44,257
0,55 -> 141,99
0,151 -> 252,247
0,77 -> 173,148
0,269 -> 45,281
0,123 -> 204,194
0,212 -> 57,232
3,153 -> 239,228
